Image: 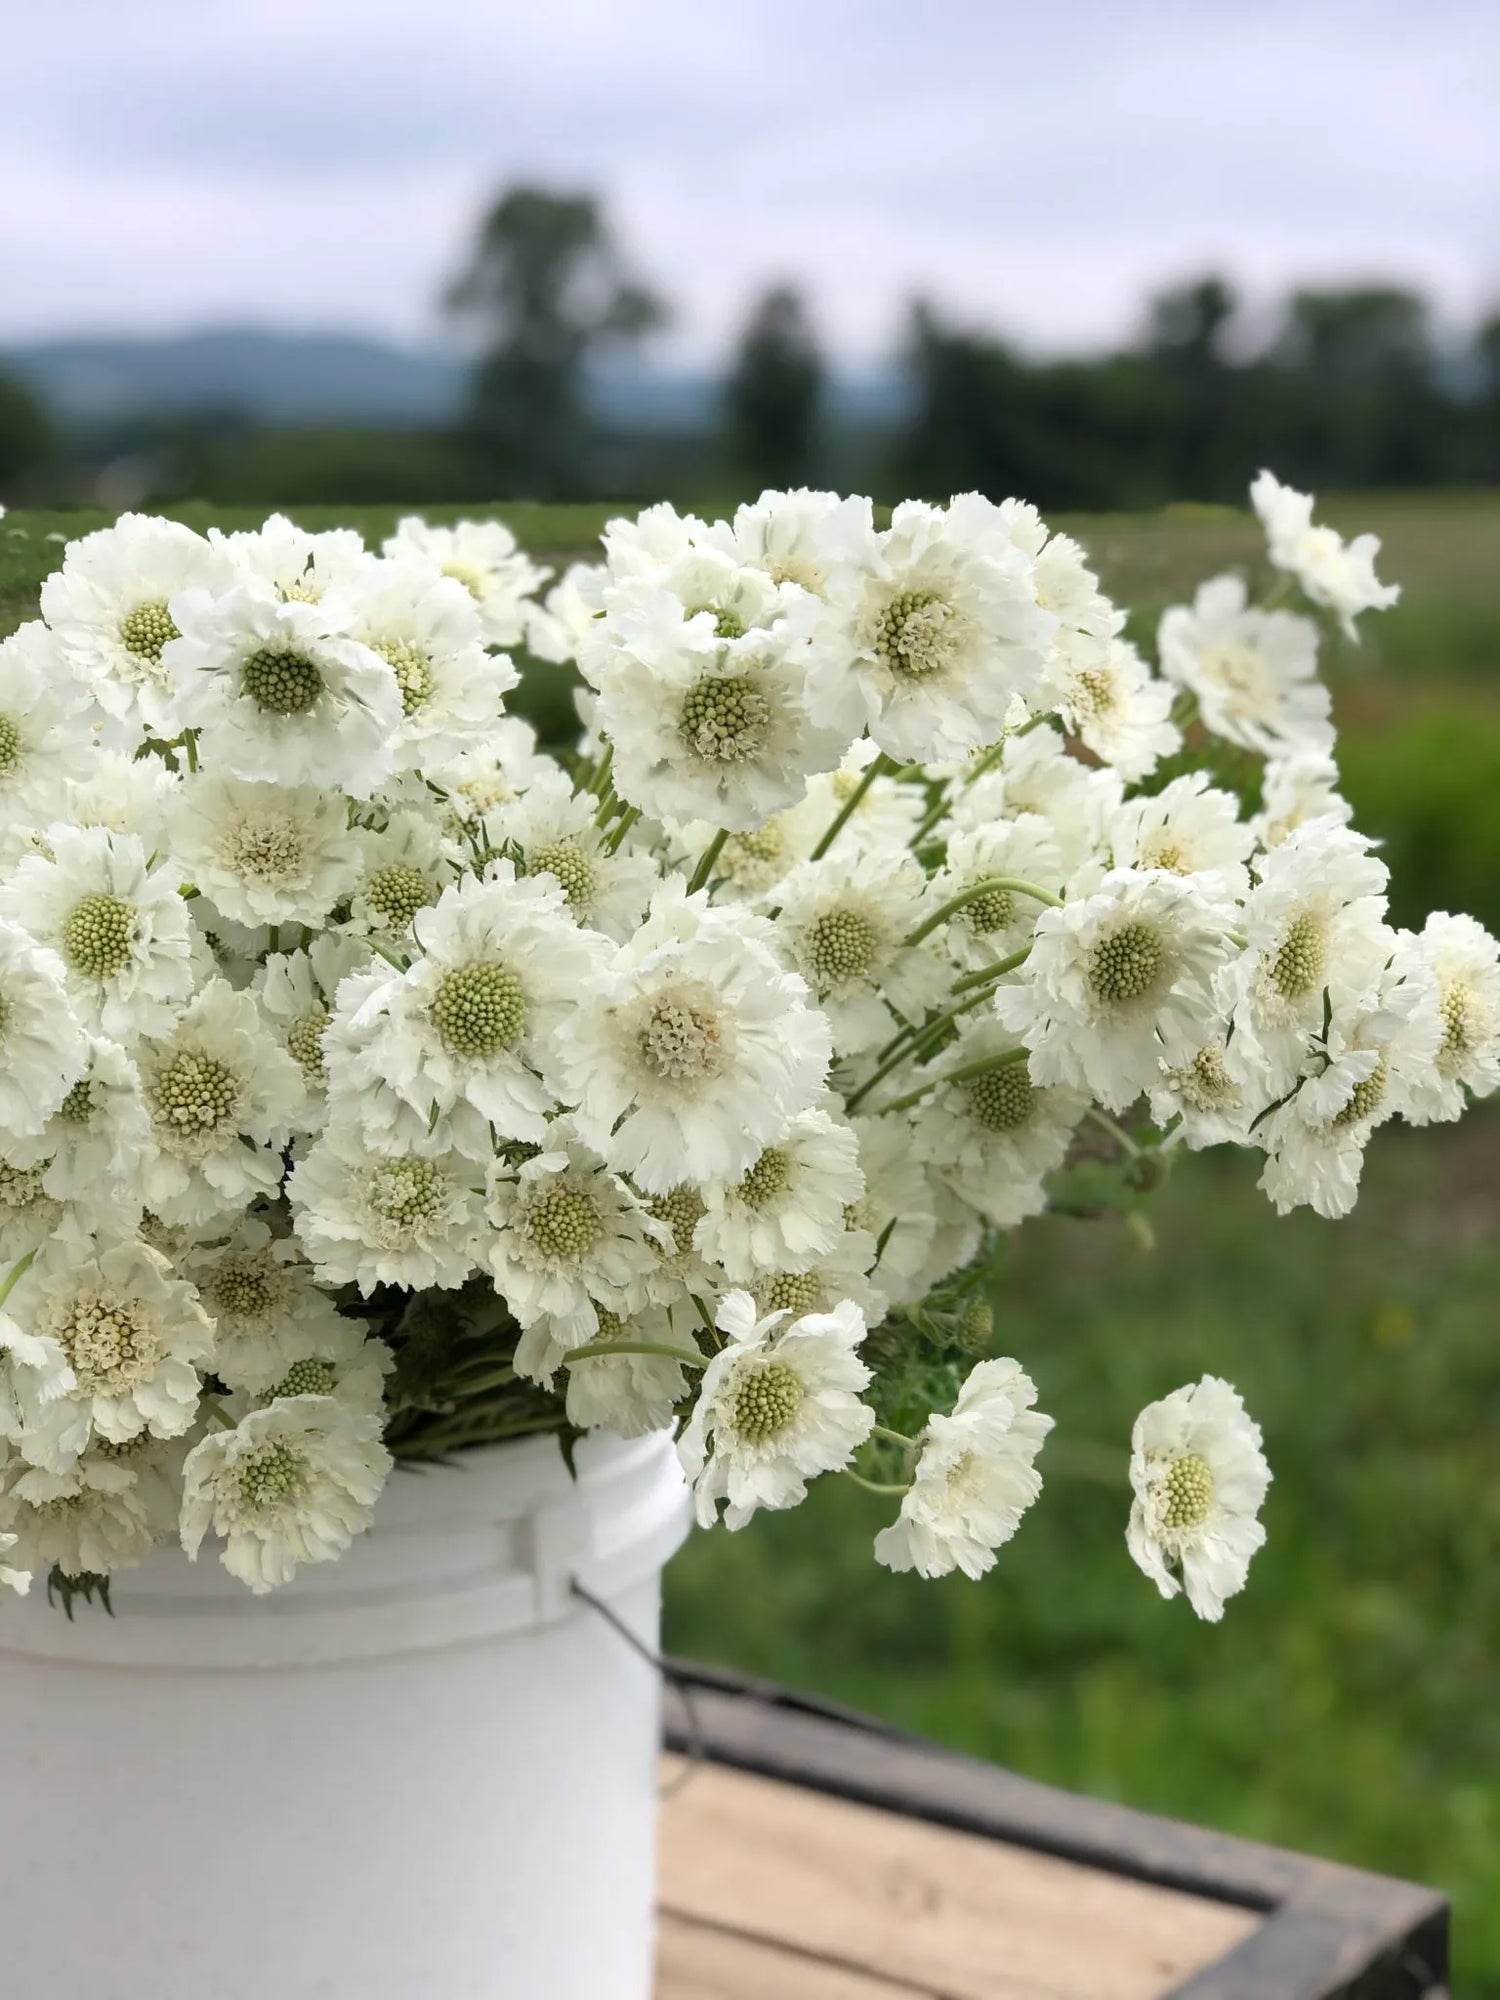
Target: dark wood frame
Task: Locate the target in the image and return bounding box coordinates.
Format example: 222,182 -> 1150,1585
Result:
664,1662 -> 1450,2000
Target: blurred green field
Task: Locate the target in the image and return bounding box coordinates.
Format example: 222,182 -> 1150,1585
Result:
4,493 -> 1498,1988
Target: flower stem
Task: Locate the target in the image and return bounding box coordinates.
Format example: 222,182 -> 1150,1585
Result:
845,954 -> 1032,1112
603,805 -> 641,854
561,1339 -> 708,1367
871,1422 -> 916,1449
951,946 -> 1033,993
686,827 -> 730,895
902,876 -> 1062,949
809,751 -> 892,861
873,1043 -> 1029,1117
843,1468 -> 911,1498
0,1249 -> 37,1310
585,741 -> 614,799
1086,1106 -> 1144,1161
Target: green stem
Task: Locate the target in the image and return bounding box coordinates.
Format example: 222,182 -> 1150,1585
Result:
873,1043 -> 1029,1117
1086,1106 -> 1144,1162
686,827 -> 730,896
843,1469 -> 911,1498
845,959 -> 1032,1113
592,784 -> 618,829
951,946 -> 1032,993
872,1423 -> 916,1449
585,741 -> 614,799
603,805 -> 641,854
809,751 -> 891,861
562,1339 -> 708,1367
903,876 -> 1062,949
0,1250 -> 37,1311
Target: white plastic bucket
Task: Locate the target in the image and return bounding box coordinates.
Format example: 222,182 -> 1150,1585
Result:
0,1428 -> 692,2000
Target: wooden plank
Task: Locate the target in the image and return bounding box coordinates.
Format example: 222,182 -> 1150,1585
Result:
659,1758 -> 1259,2000
656,1912 -> 929,1998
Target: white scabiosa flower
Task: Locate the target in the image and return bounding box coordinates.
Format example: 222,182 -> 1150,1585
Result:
0,622 -> 101,826
325,866 -> 607,1160
727,488 -> 870,597
63,749 -> 181,856
10,1036 -> 155,1212
696,1104 -> 864,1282
911,1020 -> 1088,1227
1149,1037 -> 1266,1150
679,1290 -> 873,1528
927,814 -> 1067,971
346,810 -> 452,942
322,559 -> 519,771
747,1226 -> 888,1328
1128,1376 -> 1270,1621
556,1304 -> 699,1439
180,1394 -> 392,1593
994,870 -> 1235,1112
1394,913 -> 1500,1123
0,1152 -> 61,1267
209,514 -> 367,602
1105,772 -> 1255,902
484,1123 -> 668,1346
165,585 -> 403,797
774,850 -> 948,1056
9,1221 -> 212,1470
0,917 -> 90,1138
0,1306 -> 77,1448
0,1440 -> 183,1581
253,934 -> 369,1111
800,494 -> 1052,763
136,980 -> 305,1227
173,774 -> 362,933
947,724 -> 1122,878
553,883 -> 832,1194
184,1216 -> 367,1396
845,1114 -> 939,1307
1250,471 -> 1399,639
421,720 -> 557,842
1039,626 -> 1180,782
38,512 -> 227,737
1250,751 -> 1353,850
507,771 -> 658,941
0,826 -> 201,1044
1218,823 -> 1391,1098
525,560 -> 607,665
875,1358 -> 1052,1580
1158,574 -> 1332,756
288,1120 -> 484,1293
382,515 -> 550,647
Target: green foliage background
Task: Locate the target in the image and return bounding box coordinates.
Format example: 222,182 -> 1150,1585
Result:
3,494 -> 1497,1990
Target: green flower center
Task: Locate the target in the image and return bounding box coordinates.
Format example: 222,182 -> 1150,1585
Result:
287,1010 -> 329,1083
530,839 -> 596,910
274,1358 -> 336,1398
1270,911 -> 1327,1001
1330,1053 -> 1389,1129
1072,667 -> 1117,718
236,1441 -> 309,1514
1438,982 -> 1474,1071
151,1049 -> 242,1142
374,638 -> 436,717
58,1078 -> 97,1124
703,608 -> 744,639
442,560 -> 487,601
762,1270 -> 825,1317
647,1185 -> 706,1255
962,885 -> 1017,934
1160,1452 -> 1215,1531
366,863 -> 435,931
806,907 -> 881,986
119,600 -> 178,666
524,1180 -> 604,1261
62,893 -> 137,980
430,963 -> 527,1058
872,589 -> 949,679
207,1255 -> 277,1320
730,1359 -> 804,1444
738,1147 -> 790,1210
957,1299 -> 994,1355
964,1065 -> 1034,1132
0,1159 -> 47,1209
637,997 -> 725,1082
1088,920 -> 1164,1005
368,1158 -> 444,1227
218,811 -> 306,882
59,1284 -> 162,1394
679,673 -> 772,763
241,647 -> 325,716
0,713 -> 22,775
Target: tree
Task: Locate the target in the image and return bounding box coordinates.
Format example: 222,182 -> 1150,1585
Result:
0,367 -> 56,498
445,186 -> 666,498
724,284 -> 823,490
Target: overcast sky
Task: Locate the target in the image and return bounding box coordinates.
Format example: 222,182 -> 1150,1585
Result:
5,0 -> 1498,363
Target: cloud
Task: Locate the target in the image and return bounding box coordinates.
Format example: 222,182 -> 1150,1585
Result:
3,0 -> 1497,357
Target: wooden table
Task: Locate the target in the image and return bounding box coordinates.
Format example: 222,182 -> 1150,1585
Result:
655,1666 -> 1449,1999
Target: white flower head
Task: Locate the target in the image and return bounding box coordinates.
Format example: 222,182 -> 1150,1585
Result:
173,773 -> 363,931
0,916 -> 90,1138
421,721 -> 557,843
253,933 -> 370,1110
184,1215 -> 370,1398
555,1302 -> 699,1439
325,865 -> 607,1160
345,808 -> 452,942
1395,912 -> 1500,1123
1128,1376 -> 1270,1621
679,1290 -> 873,1529
181,1394 -> 392,1593
1105,772 -> 1255,902
553,884 -> 832,1194
1251,751 -> 1353,850
484,1121 -> 668,1346
38,512 -> 227,737
0,826 -> 202,1044
63,748 -> 180,856
774,849 -> 948,1056
1149,1036 -> 1267,1150
696,1104 -> 864,1282
506,770 -> 658,942
1158,574 -> 1332,756
382,516 -> 551,647
844,1113 -> 939,1307
525,560 -> 607,665
0,1438 -> 184,1581
0,621 -> 102,825
11,1035 -> 155,1213
994,870 -> 1235,1111
1039,626 -> 1180,782
1251,471 -> 1399,640
289,1119 -> 484,1293
136,979 -> 305,1227
912,1020 -> 1088,1227
747,1225 -> 888,1329
166,585 -> 403,797
875,1358 -> 1052,1580
802,494 -> 1053,763
209,513 -> 367,602
728,488 -> 871,598
928,814 -> 1067,971
947,723 -> 1122,878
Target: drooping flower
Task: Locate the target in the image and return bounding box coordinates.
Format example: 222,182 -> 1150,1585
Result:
678,1290 -> 873,1528
555,1303 -> 700,1439
1128,1376 -> 1271,1621
0,1437 -> 184,1581
875,1358 -> 1052,1579
1251,470 -> 1399,639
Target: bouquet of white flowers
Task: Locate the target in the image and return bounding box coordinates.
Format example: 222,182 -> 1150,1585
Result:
0,479 -> 1492,1622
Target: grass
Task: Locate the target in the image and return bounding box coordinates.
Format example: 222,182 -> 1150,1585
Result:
4,490 -> 1499,1989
